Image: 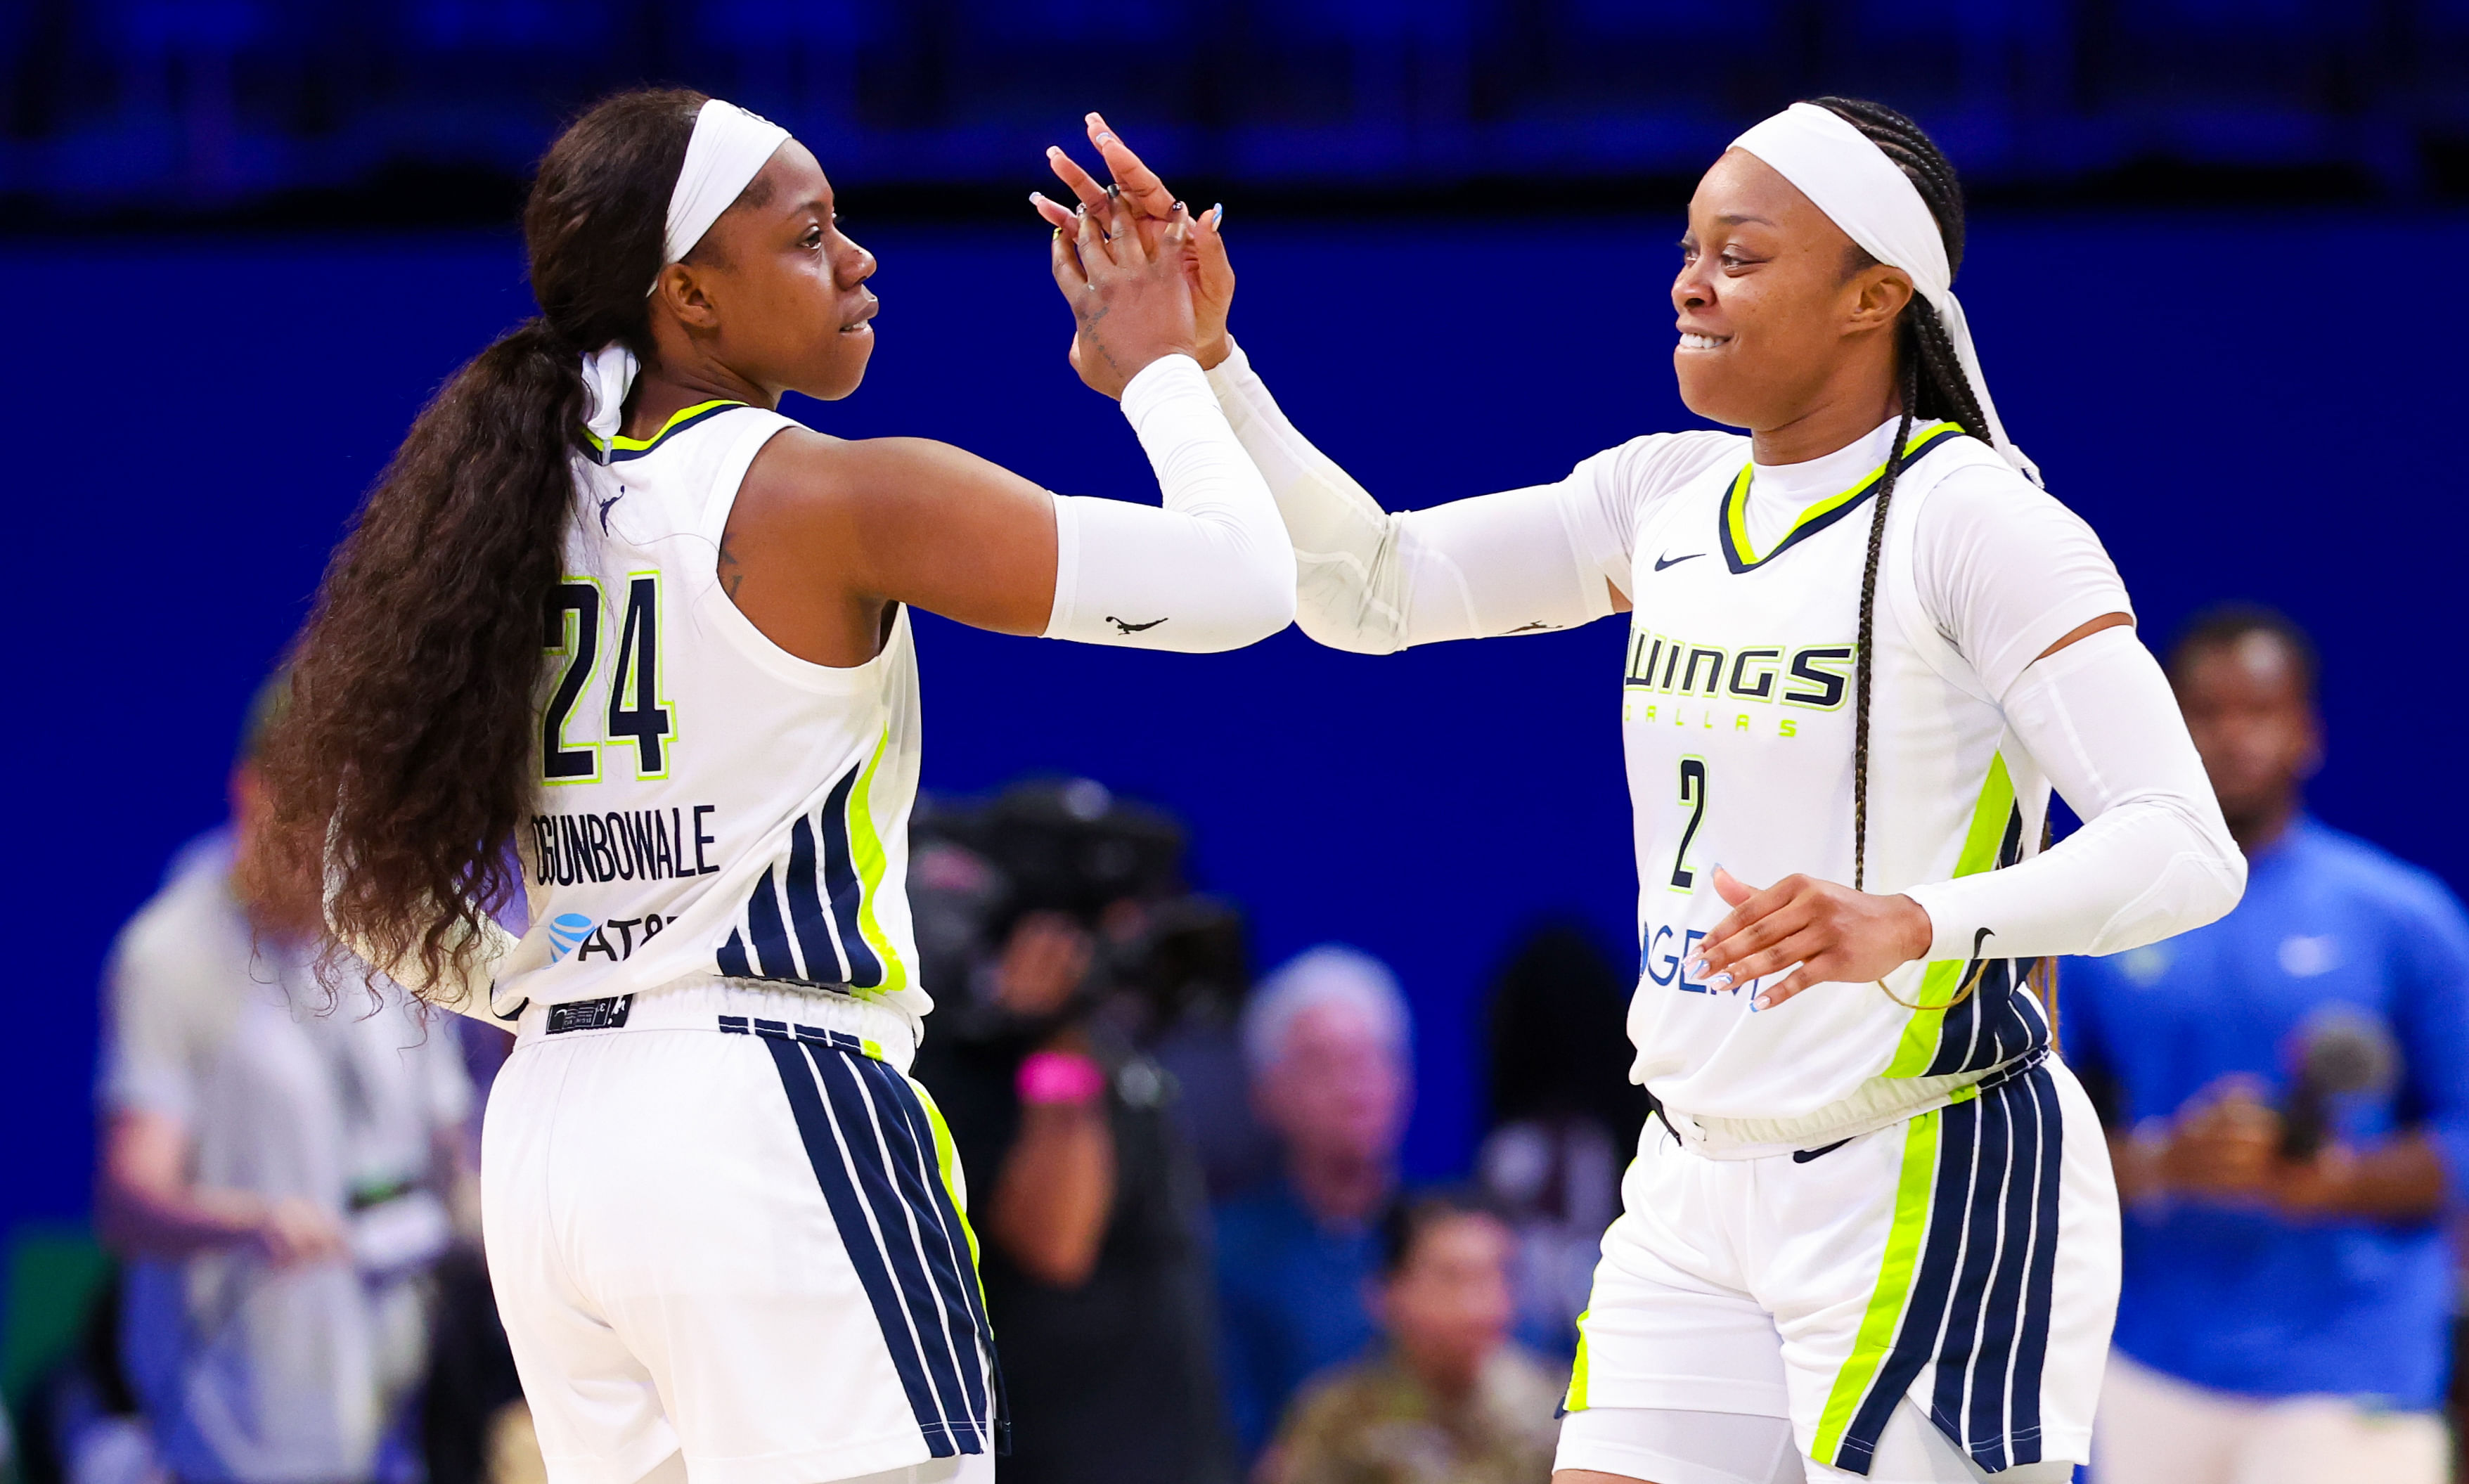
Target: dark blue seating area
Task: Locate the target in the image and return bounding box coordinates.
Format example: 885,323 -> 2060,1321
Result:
4,0 -> 2465,217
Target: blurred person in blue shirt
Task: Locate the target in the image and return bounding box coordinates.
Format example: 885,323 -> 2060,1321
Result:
1213,946 -> 1413,1459
2063,605 -> 2469,1484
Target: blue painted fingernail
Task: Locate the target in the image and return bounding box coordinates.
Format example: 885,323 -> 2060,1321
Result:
1710,972 -> 1734,989
1685,958 -> 1707,977
1753,995 -> 1772,1011
1211,203 -> 1225,224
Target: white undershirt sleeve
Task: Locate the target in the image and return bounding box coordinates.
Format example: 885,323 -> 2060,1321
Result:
1915,465 -> 2136,699
1043,354 -> 1296,653
1202,337 -> 1717,653
1903,625 -> 2245,960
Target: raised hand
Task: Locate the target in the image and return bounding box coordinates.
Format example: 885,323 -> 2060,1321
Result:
1689,865 -> 1934,1010
1032,112 -> 1233,375
1048,188 -> 1199,400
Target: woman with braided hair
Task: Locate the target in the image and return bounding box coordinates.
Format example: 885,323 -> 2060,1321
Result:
1039,100 -> 2243,1482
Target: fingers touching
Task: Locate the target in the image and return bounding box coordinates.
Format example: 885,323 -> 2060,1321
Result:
1087,112 -> 1176,218
1036,116 -> 1226,373
1043,143 -> 1113,217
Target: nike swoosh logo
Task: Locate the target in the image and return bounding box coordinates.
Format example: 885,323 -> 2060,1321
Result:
1792,1137 -> 1852,1163
1653,552 -> 1703,571
1972,927 -> 1996,958
1107,616 -> 1168,634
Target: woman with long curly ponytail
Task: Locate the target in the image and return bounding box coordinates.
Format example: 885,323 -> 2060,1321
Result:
1047,103 -> 2245,1480
259,87 -> 1296,1483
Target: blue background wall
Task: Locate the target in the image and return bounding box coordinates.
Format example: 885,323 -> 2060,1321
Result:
6,211 -> 2467,1241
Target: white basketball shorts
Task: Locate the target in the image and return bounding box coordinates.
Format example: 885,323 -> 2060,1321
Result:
1563,1054 -> 2120,1480
482,981 -> 1002,1484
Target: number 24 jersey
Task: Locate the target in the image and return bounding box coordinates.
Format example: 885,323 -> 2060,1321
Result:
487,401 -> 930,1034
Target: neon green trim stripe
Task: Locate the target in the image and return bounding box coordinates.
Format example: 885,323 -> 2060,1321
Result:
1812,1109 -> 1940,1464
910,1077 -> 988,1301
1724,421 -> 1962,566
1884,750 -> 2017,1078
846,727 -> 910,995
584,398 -> 742,454
1565,1308 -> 1592,1413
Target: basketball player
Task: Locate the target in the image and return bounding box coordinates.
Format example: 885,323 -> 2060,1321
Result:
254,91 -> 1296,1484
1045,101 -> 2246,1482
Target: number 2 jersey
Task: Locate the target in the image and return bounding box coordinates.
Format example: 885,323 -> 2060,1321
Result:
484,400 -> 930,1035
1561,413 -> 2132,1152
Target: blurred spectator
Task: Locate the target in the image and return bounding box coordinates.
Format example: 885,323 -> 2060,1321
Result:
908,780 -> 1237,1484
2062,606 -> 2469,1484
1261,1190 -> 1561,1484
1475,922 -> 1648,1357
23,1266 -> 149,1484
1215,946 -> 1414,1458
1142,895 -> 1282,1200
417,1244 -> 527,1484
91,681 -> 473,1484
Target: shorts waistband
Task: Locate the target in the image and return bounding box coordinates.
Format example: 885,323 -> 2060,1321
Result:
512,976 -> 920,1074
1666,1047 -> 2048,1159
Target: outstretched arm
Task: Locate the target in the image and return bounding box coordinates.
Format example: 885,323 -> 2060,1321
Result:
725,198 -> 1294,662
1037,121 -> 1632,654
1203,340 -> 1625,652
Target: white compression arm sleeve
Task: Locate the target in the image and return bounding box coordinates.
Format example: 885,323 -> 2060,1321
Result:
1204,339 -> 1613,652
1904,626 -> 2246,960
1043,354 -> 1296,652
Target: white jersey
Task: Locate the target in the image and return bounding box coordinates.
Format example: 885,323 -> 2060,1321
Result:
487,400 -> 928,1035
1586,414 -> 2129,1142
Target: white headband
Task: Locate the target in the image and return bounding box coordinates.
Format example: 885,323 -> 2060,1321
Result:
581,98 -> 792,449
1729,103 -> 2038,485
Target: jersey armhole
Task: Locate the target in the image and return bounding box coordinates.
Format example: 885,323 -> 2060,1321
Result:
688,414 -> 894,696
695,411 -> 799,551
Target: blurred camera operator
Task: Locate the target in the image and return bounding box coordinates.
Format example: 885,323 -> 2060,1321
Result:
93,679 -> 474,1484
907,779 -> 1237,1484
2061,607 -> 2469,1484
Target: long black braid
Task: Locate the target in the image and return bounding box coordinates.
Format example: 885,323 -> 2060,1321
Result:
1805,96 -> 1994,893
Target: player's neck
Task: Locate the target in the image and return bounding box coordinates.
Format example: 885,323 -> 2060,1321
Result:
623,359 -> 774,442
1749,368 -> 1902,470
